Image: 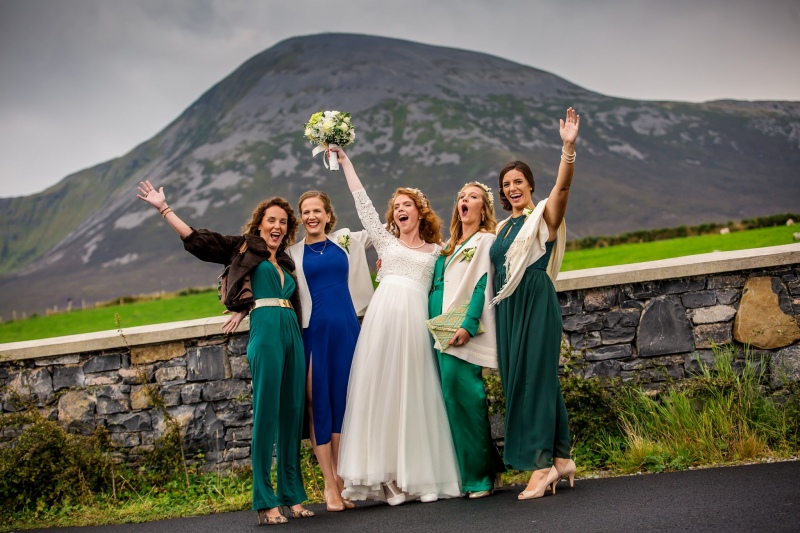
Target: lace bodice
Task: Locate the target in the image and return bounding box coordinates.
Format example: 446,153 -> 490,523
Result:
352,189 -> 440,287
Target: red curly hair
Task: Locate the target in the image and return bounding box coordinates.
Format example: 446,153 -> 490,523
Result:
383,187 -> 443,244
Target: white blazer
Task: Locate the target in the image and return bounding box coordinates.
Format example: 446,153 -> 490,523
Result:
436,231 -> 498,369
288,228 -> 374,329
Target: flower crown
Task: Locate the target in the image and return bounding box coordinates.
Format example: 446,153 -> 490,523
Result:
396,187 -> 429,208
461,181 -> 494,211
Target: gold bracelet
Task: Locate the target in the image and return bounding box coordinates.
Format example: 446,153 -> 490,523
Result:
159,205 -> 170,214
161,208 -> 173,218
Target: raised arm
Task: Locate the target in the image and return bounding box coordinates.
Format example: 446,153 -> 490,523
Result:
329,146 -> 364,192
543,108 -> 580,237
137,180 -> 193,238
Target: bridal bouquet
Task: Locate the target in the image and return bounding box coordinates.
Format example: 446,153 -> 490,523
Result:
304,110 -> 355,171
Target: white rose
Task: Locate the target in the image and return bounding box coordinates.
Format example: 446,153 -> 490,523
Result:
340,123 -> 349,133
322,118 -> 334,134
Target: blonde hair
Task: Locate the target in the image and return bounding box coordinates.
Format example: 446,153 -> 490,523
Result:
442,182 -> 497,257
383,187 -> 443,244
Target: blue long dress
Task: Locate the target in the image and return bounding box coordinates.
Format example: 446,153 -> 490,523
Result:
302,241 -> 360,445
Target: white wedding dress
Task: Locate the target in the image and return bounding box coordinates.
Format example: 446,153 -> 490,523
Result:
338,189 -> 462,501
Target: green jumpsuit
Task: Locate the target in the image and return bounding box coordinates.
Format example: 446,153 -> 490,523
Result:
428,238 -> 503,493
248,260 -> 307,510
489,219 -> 571,471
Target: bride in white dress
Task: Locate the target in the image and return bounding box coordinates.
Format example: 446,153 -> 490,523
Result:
330,146 -> 462,504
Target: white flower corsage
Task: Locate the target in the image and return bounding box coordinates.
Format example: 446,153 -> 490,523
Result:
460,247 -> 477,263
522,207 -> 533,218
337,234 -> 351,253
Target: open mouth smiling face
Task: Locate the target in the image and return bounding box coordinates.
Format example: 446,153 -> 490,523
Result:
502,169 -> 532,209
259,205 -> 289,251
300,197 -> 330,238
393,194 -> 418,231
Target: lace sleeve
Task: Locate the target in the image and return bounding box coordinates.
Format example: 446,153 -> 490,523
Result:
352,189 -> 395,256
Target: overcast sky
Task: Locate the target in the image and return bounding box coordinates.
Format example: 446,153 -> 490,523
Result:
1,0 -> 798,198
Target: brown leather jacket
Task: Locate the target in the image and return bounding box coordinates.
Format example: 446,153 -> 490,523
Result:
181,228 -> 302,325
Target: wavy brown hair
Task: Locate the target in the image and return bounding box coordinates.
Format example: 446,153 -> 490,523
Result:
241,196 -> 299,251
442,183 -> 498,257
384,187 -> 443,244
497,161 -> 535,211
298,190 -> 337,235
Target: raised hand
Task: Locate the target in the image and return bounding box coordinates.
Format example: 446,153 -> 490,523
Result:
136,180 -> 168,211
559,107 -> 580,145
327,145 -> 351,167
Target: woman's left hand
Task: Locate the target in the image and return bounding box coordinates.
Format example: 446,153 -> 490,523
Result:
222,310 -> 247,335
559,107 -> 580,145
448,328 -> 471,347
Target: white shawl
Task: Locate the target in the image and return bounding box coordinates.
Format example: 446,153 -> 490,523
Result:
490,197 -> 566,307
436,231 -> 498,369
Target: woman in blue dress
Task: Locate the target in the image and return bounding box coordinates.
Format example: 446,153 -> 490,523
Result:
287,190 -> 374,512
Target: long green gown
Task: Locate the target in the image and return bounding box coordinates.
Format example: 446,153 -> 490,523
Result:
428,238 -> 503,492
248,260 -> 307,510
489,217 -> 571,471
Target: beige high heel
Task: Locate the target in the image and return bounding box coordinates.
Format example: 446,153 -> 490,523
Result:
552,458 -> 576,492
324,485 -> 345,512
518,466 -> 559,500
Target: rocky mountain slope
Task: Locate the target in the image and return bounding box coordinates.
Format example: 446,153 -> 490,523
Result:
1,33 -> 799,318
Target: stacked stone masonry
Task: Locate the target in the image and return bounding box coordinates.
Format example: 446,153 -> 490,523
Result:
2,247 -> 799,466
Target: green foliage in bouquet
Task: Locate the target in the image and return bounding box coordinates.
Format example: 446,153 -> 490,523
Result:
304,110 -> 355,147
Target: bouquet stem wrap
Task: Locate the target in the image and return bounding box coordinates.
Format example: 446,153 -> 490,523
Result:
311,143 -> 340,171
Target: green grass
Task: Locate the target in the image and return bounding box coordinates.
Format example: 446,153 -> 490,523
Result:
604,344 -> 800,473
1,225 -> 796,343
0,291 -> 223,344
560,225 -> 796,272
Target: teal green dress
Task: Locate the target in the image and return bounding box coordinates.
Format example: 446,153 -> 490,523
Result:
489,217 -> 571,471
428,238 -> 503,492
248,260 -> 307,510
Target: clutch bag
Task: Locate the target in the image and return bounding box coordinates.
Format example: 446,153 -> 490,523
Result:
426,302 -> 484,349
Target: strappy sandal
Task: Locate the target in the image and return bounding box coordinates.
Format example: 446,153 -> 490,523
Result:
285,506 -> 315,518
256,508 -> 288,525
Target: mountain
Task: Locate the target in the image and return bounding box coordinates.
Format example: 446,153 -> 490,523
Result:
1,33 -> 799,318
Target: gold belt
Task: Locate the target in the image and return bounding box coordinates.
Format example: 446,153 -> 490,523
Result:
252,298 -> 293,310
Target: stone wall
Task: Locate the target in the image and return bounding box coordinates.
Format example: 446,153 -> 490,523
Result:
2,244 -> 799,467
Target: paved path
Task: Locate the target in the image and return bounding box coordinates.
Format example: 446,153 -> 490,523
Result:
35,461 -> 800,533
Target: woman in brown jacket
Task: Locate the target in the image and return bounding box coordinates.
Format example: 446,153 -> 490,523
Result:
137,180 -> 312,525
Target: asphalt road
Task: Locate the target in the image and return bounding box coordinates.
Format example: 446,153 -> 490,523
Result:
33,461 -> 800,533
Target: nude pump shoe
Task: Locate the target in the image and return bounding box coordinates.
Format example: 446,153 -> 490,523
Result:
518,466 -> 559,500
552,458 -> 576,492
